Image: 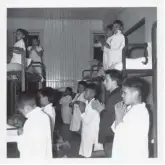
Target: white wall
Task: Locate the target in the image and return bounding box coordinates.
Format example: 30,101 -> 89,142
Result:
127,24 -> 145,58
7,18 -> 103,91
116,7 -> 157,42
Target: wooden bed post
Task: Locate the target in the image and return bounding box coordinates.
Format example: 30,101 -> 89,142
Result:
21,50 -> 26,92
152,21 -> 157,158
122,36 -> 128,79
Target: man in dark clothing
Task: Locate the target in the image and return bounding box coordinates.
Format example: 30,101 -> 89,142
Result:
91,69 -> 123,157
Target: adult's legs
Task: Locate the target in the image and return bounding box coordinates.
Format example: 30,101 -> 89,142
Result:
103,142 -> 113,158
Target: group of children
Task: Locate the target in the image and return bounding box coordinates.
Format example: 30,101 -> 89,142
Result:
9,19 -> 150,160
7,28 -> 44,80
58,70 -> 150,160
15,70 -> 150,160
93,20 -> 125,78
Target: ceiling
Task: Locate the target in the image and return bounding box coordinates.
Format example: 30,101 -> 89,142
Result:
7,8 -> 122,20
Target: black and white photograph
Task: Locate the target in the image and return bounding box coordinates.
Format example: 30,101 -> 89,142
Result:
3,4 -> 163,163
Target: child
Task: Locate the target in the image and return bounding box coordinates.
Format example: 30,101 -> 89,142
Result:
7,29 -> 31,73
17,92 -> 52,159
28,37 -> 44,78
59,87 -> 73,125
102,20 -> 125,70
39,87 -> 56,140
111,77 -> 149,161
70,81 -> 87,132
79,83 -> 103,158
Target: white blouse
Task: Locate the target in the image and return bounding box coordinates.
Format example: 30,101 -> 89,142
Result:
10,39 -> 26,64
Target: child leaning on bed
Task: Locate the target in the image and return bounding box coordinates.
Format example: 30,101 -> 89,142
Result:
7,29 -> 31,72
7,29 -> 40,79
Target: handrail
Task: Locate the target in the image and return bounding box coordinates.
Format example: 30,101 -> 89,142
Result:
124,18 -> 145,36
32,61 -> 46,80
82,69 -> 99,79
122,42 -> 148,72
127,43 -> 148,64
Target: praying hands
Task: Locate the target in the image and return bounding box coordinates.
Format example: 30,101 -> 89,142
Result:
114,101 -> 127,127
91,99 -> 105,113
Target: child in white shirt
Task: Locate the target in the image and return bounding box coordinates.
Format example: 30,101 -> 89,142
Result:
70,81 -> 87,132
28,37 -> 44,77
17,93 -> 52,159
111,77 -> 149,161
39,87 -> 56,140
7,29 -> 31,72
103,20 -> 125,70
79,83 -> 103,158
60,87 -> 73,125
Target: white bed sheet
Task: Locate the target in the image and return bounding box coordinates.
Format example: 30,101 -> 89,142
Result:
7,124 -> 19,143
114,57 -> 152,70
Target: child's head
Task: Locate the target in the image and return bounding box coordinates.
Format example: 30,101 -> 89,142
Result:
112,20 -> 124,33
84,83 -> 97,101
16,29 -> 28,41
17,92 -> 37,117
121,77 -> 149,105
39,87 -> 54,107
78,81 -> 87,94
103,69 -> 122,92
32,36 -> 40,47
106,24 -> 113,37
65,87 -> 73,96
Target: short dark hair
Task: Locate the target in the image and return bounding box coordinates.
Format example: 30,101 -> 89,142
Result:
16,28 -> 28,37
66,87 -> 73,93
32,36 -> 40,44
106,24 -> 113,30
113,20 -> 124,30
17,92 -> 36,109
86,83 -> 99,98
40,87 -> 54,103
105,69 -> 122,86
78,81 -> 87,88
122,76 -> 150,101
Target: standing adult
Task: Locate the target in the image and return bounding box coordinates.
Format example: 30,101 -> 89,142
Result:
91,69 -> 123,157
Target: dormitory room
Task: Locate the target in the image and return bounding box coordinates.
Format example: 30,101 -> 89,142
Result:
7,7 -> 157,160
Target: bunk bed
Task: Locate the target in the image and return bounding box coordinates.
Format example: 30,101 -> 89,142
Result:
7,51 -> 46,91
7,50 -> 46,117
81,18 -> 157,158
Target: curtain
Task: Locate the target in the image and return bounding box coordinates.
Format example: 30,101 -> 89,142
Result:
43,18 -> 102,90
